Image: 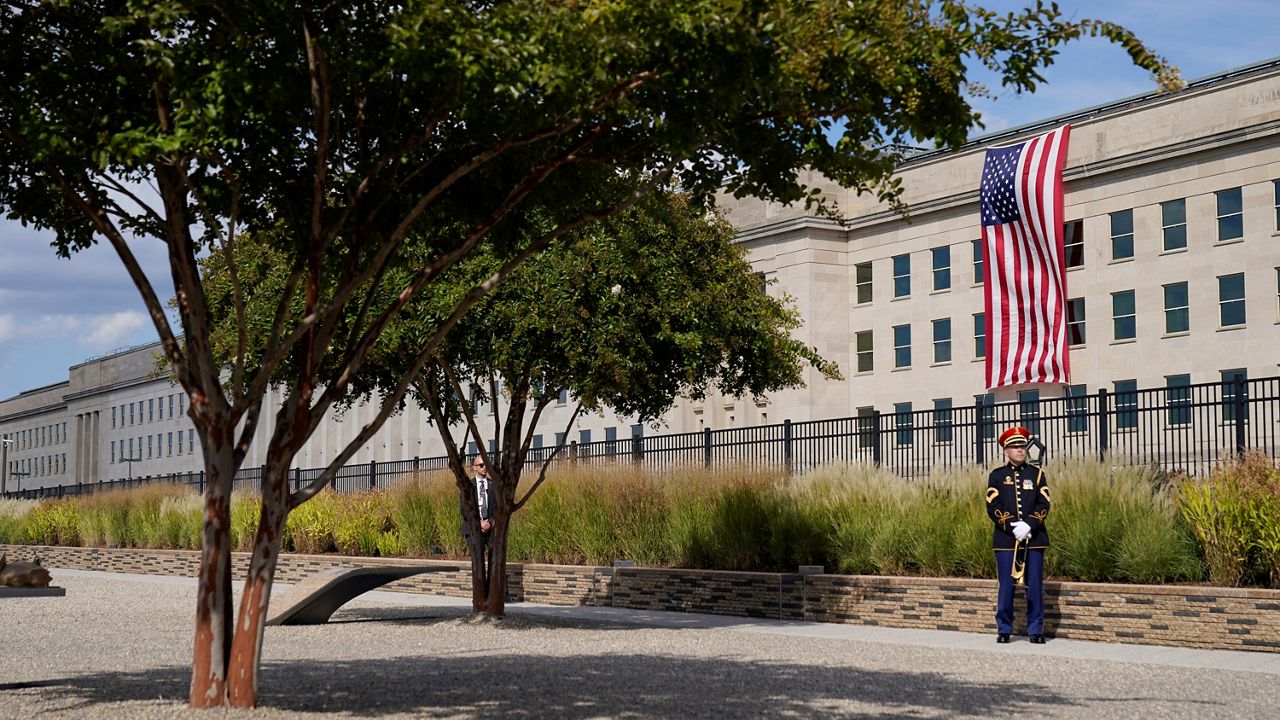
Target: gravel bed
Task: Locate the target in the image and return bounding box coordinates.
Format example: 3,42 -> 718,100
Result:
0,571 -> 1273,719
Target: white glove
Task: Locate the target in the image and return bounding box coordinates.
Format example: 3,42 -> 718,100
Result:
1012,521 -> 1031,541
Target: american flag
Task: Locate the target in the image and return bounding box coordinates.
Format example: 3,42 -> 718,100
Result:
979,125 -> 1071,389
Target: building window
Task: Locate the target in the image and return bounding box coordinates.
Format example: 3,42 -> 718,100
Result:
855,331 -> 873,373
177,431 -> 183,455
110,441 -> 116,464
1018,389 -> 1040,436
1065,385 -> 1089,434
169,395 -> 175,418
631,424 -> 644,439
1221,369 -> 1248,423
972,239 -> 984,285
579,429 -> 591,445
1166,374 -> 1192,427
531,435 -> 543,450
168,432 -> 173,457
605,426 -> 617,452
128,437 -> 134,457
158,399 -> 163,420
1110,209 -> 1134,260
1274,180 -> 1280,232
892,254 -> 910,298
467,441 -> 477,456
856,406 -> 876,449
1161,199 -> 1187,252
893,324 -> 911,368
932,318 -> 951,364
973,313 -> 986,359
555,432 -> 566,448
557,388 -> 568,405
1114,380 -> 1138,430
1112,290 -> 1136,341
188,429 -> 194,454
148,435 -> 153,459
1164,282 -> 1189,334
129,403 -> 134,425
112,407 -> 117,428
149,398 -> 154,422
1218,273 -> 1246,327
1067,298 -> 1086,346
933,398 -> 953,444
855,262 -> 873,304
894,402 -> 913,446
931,246 -> 951,291
1064,220 -> 1084,267
1216,187 -> 1243,242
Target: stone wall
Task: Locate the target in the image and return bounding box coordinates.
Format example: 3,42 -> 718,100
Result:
5,544 -> 1276,653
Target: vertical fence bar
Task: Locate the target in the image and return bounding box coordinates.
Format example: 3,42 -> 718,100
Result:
369,459 -> 377,490
974,398 -> 985,466
871,410 -> 882,467
1233,374 -> 1247,455
703,427 -> 712,468
1097,388 -> 1110,460
783,419 -> 793,475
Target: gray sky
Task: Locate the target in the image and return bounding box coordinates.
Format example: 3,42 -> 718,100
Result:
2,0 -> 1278,400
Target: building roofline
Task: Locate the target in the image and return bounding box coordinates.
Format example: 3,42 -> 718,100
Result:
900,56 -> 1280,167
69,339 -> 165,371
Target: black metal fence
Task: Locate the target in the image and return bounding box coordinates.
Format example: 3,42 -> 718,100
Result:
5,375 -> 1278,501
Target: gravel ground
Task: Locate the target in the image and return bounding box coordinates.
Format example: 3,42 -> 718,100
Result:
1,571 -> 1275,719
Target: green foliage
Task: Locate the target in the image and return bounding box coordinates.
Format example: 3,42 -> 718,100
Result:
14,456 -> 1277,589
230,492 -> 261,553
1180,453 -> 1280,587
285,491 -> 339,554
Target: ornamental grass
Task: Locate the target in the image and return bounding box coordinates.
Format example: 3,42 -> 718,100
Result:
8,456 -> 1280,587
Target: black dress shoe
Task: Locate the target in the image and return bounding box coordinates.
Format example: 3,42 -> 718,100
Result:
1029,634 -> 1046,644
997,634 -> 1011,644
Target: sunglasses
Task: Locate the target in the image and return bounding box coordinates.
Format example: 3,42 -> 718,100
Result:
474,462 -> 486,468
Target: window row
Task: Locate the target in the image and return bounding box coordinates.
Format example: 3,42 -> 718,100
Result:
8,454 -> 66,478
854,181 -> 1279,305
865,368 -> 1250,446
110,430 -> 196,463
4,422 -> 68,451
465,424 -> 645,455
854,269 -> 1275,371
111,394 -> 187,429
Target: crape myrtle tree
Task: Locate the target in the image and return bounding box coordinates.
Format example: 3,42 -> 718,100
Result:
202,190 -> 840,614
378,191 -> 843,615
0,0 -> 1179,708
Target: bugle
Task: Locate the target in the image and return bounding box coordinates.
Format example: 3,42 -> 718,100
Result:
1010,537 -> 1028,586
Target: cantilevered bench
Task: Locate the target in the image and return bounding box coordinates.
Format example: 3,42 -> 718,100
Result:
266,565 -> 456,626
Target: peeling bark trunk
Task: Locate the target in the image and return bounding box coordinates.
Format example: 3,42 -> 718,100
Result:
189,451 -> 235,708
485,507 -> 510,615
225,465 -> 290,707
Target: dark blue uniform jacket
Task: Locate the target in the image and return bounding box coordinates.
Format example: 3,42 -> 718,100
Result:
985,462 -> 1051,550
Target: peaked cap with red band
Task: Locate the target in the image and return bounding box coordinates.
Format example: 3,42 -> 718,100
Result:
998,426 -> 1031,449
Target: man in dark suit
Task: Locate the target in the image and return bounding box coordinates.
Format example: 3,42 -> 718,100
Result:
986,426 -> 1051,645
461,456 -> 496,550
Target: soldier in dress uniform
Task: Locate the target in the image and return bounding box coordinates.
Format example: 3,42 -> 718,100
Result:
985,425 -> 1051,644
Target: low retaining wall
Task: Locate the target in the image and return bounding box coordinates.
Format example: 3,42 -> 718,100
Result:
5,544 -> 1277,653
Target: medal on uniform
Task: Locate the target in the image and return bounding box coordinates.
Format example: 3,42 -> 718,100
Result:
1022,479 -> 1033,490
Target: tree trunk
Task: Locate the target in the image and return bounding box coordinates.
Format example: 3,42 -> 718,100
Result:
225,465 -> 290,707
189,452 -> 235,708
468,523 -> 491,614
485,507 -> 510,615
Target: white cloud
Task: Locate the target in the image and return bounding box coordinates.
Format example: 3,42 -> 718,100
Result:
0,314 -> 13,343
78,311 -> 149,349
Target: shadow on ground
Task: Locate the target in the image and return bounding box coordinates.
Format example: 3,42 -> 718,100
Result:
5,652 -> 1092,718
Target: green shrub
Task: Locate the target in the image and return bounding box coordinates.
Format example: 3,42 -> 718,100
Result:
22,500 -> 80,546
1179,456 -> 1261,587
285,490 -> 338,554
334,492 -> 391,556
230,492 -> 261,552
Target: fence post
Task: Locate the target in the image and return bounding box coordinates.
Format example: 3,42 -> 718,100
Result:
783,419 -> 793,475
413,456 -> 420,472
703,427 -> 713,468
293,466 -> 300,493
871,410 -> 882,467
974,398 -> 985,466
632,435 -> 644,463
569,441 -> 578,464
1233,374 -> 1247,455
1097,388 -> 1111,460
369,459 -> 377,490
197,470 -> 204,495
